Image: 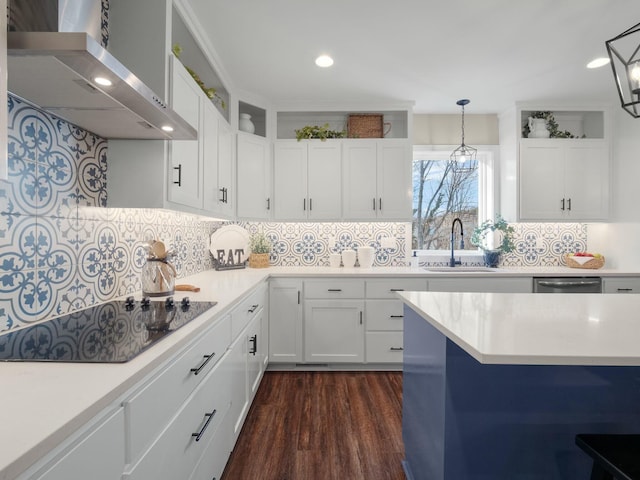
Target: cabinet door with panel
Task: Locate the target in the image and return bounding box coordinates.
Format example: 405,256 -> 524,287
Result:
306,142 -> 342,220
237,132 -> 271,219
273,142 -> 307,220
269,278 -> 303,363
377,140 -> 412,220
169,56 -> 203,209
304,299 -> 365,363
342,141 -> 378,219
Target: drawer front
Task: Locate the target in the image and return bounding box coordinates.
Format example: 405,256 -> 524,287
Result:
125,356 -> 232,480
125,314 -> 231,463
365,278 -> 428,299
31,409 -> 125,480
366,332 -> 404,363
304,279 -> 365,299
366,300 -> 404,331
231,283 -> 267,339
603,277 -> 640,294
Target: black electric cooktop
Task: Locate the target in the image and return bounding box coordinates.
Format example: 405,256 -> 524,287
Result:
0,297 -> 217,363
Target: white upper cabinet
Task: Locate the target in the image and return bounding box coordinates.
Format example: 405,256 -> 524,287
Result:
499,104 -> 610,222
273,140 -> 342,220
236,132 -> 271,219
168,56 -> 203,209
343,140 -> 411,220
519,139 -> 609,220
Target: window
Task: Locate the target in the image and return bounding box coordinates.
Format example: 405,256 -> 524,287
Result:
412,146 -> 495,251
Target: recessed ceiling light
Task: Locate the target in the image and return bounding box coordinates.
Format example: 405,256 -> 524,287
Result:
587,57 -> 610,69
315,55 -> 334,68
94,76 -> 113,86
161,125 -> 174,132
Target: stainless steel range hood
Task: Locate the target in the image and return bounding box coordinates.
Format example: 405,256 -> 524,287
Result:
7,2 -> 197,140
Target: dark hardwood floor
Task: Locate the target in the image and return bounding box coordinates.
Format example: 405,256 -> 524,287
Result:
221,371 -> 405,480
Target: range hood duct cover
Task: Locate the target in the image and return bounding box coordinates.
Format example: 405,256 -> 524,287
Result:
7,0 -> 197,140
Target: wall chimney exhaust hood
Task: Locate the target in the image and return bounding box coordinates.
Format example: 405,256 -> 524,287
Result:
7,3 -> 197,140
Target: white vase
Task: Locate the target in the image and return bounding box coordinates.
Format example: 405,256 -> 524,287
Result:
527,117 -> 550,138
239,113 -> 255,134
357,247 -> 375,268
341,249 -> 356,268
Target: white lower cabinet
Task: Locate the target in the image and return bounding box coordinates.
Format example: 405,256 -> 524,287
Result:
124,354 -> 232,480
428,277 -> 532,293
603,277 -> 640,293
364,278 -> 428,364
269,278 -> 303,363
25,409 -> 125,480
304,299 -> 365,363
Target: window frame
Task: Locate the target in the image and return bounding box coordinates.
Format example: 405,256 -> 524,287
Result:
411,144 -> 499,256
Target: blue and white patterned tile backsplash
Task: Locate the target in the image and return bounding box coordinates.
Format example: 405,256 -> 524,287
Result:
239,222 -> 411,267
0,95 -> 589,333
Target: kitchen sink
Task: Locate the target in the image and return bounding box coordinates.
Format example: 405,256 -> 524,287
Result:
423,267 -> 497,273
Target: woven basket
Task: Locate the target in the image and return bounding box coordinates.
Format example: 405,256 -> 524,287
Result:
249,253 -> 270,268
564,254 -> 605,269
347,114 -> 390,138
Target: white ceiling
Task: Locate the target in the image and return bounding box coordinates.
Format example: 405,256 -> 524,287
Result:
184,0 -> 640,114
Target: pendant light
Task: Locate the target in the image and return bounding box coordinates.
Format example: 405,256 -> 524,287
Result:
606,21 -> 640,118
450,99 -> 477,163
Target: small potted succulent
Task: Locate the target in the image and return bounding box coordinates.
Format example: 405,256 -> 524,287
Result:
470,215 -> 515,268
248,233 -> 272,268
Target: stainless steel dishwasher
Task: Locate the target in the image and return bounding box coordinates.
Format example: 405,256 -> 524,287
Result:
533,277 -> 602,293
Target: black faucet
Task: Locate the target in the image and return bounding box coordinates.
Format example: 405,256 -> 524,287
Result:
449,217 -> 464,267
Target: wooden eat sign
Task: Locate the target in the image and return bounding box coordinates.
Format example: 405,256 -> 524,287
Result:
214,248 -> 246,271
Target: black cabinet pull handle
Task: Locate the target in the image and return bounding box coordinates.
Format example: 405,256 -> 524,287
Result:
567,198 -> 571,211
267,198 -> 270,210
303,198 -> 306,211
250,334 -> 258,355
173,164 -> 182,186
192,409 -> 217,442
360,311 -> 363,325
373,198 -> 376,211
309,198 -> 313,210
390,315 -> 404,318
379,198 -> 382,210
248,304 -> 259,313
390,347 -> 404,351
617,288 -> 633,292
190,353 -> 216,375
327,289 -> 342,292
297,290 -> 301,304
561,198 -> 565,211
390,288 -> 404,292
219,187 -> 225,202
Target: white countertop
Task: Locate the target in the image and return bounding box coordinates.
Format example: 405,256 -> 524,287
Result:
399,291 -> 640,366
1,265 -> 639,479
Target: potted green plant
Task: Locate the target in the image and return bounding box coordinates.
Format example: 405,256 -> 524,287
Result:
248,233 -> 272,268
470,215 -> 516,267
295,123 -> 346,141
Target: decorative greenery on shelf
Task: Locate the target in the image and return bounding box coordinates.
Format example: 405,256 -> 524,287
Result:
172,44 -> 226,110
249,233 -> 272,254
471,215 -> 516,253
295,123 -> 346,141
522,111 -> 583,138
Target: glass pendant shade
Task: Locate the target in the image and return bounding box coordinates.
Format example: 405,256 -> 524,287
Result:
606,22 -> 640,118
450,99 -> 477,164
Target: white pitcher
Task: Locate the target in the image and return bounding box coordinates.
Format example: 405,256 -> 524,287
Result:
527,117 -> 550,138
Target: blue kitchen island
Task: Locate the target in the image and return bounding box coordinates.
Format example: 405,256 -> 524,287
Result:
399,291 -> 640,480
